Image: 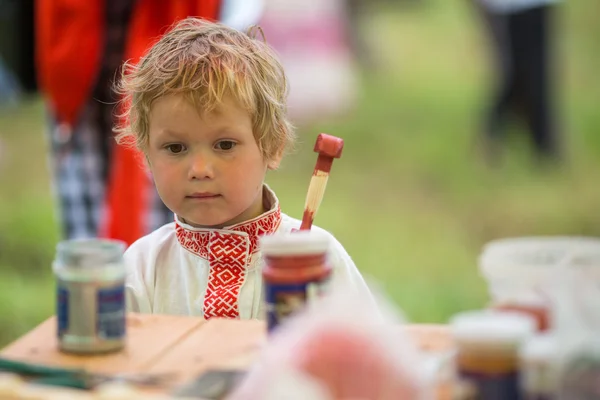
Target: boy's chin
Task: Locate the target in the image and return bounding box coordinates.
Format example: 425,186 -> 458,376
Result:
179,215 -> 231,229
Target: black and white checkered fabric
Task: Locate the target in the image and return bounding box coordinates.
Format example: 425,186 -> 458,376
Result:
48,106 -> 173,241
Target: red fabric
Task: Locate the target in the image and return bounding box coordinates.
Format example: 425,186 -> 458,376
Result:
36,0 -> 104,126
175,205 -> 282,319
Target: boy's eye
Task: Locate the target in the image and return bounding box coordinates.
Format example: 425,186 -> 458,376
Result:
166,144 -> 185,154
216,141 -> 236,151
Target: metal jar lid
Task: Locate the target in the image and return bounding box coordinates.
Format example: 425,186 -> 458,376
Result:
55,239 -> 126,269
260,230 -> 331,256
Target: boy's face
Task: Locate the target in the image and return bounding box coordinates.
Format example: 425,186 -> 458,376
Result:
146,93 -> 280,228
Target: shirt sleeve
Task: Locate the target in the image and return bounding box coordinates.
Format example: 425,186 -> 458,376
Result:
124,243 -> 153,314
326,234 -> 373,296
324,235 -> 383,320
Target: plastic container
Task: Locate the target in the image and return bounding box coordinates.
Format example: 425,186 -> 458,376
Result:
451,310 -> 536,400
479,237 -> 600,331
53,239 -> 127,354
260,231 -> 332,332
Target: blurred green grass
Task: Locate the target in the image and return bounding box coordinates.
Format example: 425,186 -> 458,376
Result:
0,1 -> 599,346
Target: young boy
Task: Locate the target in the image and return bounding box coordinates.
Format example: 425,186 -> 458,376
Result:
117,17 -> 370,319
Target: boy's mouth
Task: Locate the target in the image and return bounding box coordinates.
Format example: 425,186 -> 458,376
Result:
187,192 -> 221,199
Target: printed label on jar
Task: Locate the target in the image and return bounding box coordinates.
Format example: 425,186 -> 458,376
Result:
460,370 -> 521,400
265,278 -> 329,331
57,286 -> 69,337
97,286 -> 126,339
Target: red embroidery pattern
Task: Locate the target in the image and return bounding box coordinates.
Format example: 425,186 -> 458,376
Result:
203,232 -> 249,318
175,225 -> 210,259
175,204 -> 281,319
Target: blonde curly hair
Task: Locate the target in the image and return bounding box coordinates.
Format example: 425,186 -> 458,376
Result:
114,18 -> 295,161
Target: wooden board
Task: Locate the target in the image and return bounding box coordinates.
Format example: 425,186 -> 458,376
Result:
1,314 -> 204,374
147,319 -> 266,389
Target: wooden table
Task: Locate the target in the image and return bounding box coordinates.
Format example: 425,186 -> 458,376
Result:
0,314 -> 454,398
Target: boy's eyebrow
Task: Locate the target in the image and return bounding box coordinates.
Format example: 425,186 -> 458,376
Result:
153,128 -> 240,142
152,129 -> 188,140
154,129 -> 175,136
214,126 -> 246,136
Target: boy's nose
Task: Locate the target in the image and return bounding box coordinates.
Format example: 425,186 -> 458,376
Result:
188,156 -> 214,180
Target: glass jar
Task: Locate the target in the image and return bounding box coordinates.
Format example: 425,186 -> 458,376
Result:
260,231 -> 332,332
53,239 -> 127,354
451,310 -> 536,400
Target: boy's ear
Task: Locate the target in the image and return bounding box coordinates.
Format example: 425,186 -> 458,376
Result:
267,158 -> 280,170
267,147 -> 284,170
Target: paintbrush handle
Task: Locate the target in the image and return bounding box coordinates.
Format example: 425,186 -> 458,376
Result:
300,169 -> 331,230
299,131 -> 344,231
299,209 -> 314,231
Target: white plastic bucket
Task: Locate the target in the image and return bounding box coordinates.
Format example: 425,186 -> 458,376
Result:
478,236 -> 600,305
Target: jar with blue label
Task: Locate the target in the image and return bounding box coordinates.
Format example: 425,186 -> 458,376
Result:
260,231 -> 332,332
53,239 -> 127,354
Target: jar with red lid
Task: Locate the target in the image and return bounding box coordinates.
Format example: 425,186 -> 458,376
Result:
260,231 -> 332,332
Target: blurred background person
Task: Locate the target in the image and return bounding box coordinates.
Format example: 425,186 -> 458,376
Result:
258,0 -> 359,125
36,0 -> 264,245
473,0 -> 561,165
344,0 -> 378,73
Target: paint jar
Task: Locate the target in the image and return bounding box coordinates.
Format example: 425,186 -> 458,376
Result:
519,333 -> 559,400
53,239 -> 127,354
260,231 -> 332,332
479,237 -> 600,332
450,310 -> 536,400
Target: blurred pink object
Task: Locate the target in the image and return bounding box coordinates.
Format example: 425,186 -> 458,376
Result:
258,0 -> 358,124
293,327 -> 422,399
229,282 -> 432,400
